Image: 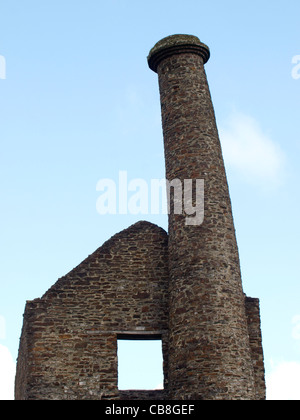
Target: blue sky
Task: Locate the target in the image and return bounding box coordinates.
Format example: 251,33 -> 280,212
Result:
0,0 -> 300,400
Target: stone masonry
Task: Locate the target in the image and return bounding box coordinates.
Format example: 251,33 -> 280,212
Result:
15,34 -> 265,400
148,34 -> 264,400
15,222 -> 169,400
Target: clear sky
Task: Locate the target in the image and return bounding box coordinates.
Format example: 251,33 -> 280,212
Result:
0,0 -> 300,400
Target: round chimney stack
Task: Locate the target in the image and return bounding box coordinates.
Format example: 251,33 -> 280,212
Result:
148,34 -> 257,400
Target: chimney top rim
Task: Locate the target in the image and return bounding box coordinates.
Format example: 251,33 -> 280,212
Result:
147,34 -> 210,72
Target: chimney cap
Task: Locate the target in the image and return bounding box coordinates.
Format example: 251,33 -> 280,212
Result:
148,34 -> 210,73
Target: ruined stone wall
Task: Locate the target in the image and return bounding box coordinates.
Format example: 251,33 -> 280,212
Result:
245,297 -> 266,400
15,221 -> 169,400
15,34 -> 265,401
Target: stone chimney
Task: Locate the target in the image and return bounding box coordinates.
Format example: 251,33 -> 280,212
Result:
148,34 -> 257,400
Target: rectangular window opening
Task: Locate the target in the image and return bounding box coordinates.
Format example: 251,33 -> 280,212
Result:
117,334 -> 164,390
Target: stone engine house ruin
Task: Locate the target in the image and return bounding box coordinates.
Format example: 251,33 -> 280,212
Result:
15,34 -> 265,400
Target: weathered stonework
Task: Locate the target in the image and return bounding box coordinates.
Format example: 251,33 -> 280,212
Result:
15,222 -> 169,400
15,34 -> 265,400
245,297 -> 266,400
148,34 -> 265,400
